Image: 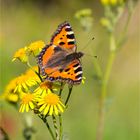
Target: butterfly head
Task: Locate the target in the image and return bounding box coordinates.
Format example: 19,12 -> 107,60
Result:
76,52 -> 84,59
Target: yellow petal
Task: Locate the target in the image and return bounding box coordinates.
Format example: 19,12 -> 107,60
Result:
47,89 -> 52,94
82,79 -> 85,84
54,105 -> 58,115
26,104 -> 29,112
29,101 -> 34,109
21,104 -> 25,113
49,105 -> 53,115
22,83 -> 28,90
57,104 -> 64,113
26,81 -> 33,86
14,86 -> 18,93
12,58 -> 16,62
42,89 -> 46,96
34,87 -> 39,93
38,100 -> 45,106
18,85 -> 22,92
43,104 -> 50,115
59,101 -> 65,108
39,103 -> 46,112
19,104 -> 24,112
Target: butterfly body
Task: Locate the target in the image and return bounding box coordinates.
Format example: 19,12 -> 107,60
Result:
65,52 -> 84,61
37,22 -> 83,85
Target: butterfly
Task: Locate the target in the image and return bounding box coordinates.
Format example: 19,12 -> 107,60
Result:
37,21 -> 84,85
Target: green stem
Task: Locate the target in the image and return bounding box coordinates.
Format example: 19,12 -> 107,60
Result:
58,86 -> 63,140
96,34 -> 116,140
38,115 -> 55,140
96,3 -> 135,140
65,86 -> 73,106
52,115 -> 59,140
58,82 -> 64,97
46,121 -> 55,140
59,114 -> 63,140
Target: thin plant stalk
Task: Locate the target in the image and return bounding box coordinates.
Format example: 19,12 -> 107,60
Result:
52,115 -> 59,140
38,115 -> 55,140
58,86 -> 64,140
58,114 -> 63,140
59,82 -> 64,96
45,120 -> 55,140
65,86 -> 73,106
96,51 -> 116,140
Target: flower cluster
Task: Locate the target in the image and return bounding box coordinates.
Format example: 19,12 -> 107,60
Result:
12,40 -> 45,63
1,40 -> 66,117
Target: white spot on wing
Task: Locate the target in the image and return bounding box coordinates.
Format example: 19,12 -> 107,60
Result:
74,65 -> 81,70
67,31 -> 74,35
76,71 -> 83,75
65,26 -> 71,28
67,39 -> 75,42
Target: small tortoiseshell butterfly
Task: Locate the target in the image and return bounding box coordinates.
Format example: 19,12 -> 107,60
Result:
37,21 -> 84,85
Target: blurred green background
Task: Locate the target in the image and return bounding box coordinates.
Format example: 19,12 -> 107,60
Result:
0,0 -> 139,140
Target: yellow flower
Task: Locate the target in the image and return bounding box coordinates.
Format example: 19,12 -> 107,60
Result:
1,78 -> 19,103
25,66 -> 40,83
14,74 -> 37,93
3,92 -> 19,103
34,81 -> 54,95
4,78 -> 17,93
12,47 -> 28,63
19,93 -> 37,113
27,40 -> 45,56
38,91 -> 65,116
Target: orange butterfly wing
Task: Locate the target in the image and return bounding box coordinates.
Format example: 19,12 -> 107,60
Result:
50,21 -> 76,51
37,44 -> 56,76
45,60 -> 82,85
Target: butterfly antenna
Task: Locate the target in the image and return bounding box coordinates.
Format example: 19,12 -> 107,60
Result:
84,53 -> 98,58
80,37 -> 95,51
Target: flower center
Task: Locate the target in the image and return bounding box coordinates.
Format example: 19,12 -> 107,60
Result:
22,93 -> 34,104
40,81 -> 52,89
44,93 -> 59,105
